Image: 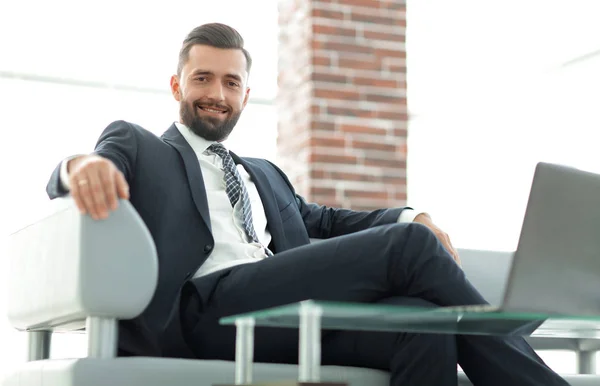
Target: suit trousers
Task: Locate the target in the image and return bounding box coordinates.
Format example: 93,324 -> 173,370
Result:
181,223 -> 569,386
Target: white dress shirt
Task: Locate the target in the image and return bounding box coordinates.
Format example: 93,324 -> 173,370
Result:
59,122 -> 419,278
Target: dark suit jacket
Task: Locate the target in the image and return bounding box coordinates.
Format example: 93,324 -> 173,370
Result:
46,120 -> 407,357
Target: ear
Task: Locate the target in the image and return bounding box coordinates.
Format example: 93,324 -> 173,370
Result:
170,75 -> 182,102
242,86 -> 251,109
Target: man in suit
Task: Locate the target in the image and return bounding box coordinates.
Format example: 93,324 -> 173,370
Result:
46,23 -> 568,386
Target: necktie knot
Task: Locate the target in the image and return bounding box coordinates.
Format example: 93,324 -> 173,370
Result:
207,143 -> 229,158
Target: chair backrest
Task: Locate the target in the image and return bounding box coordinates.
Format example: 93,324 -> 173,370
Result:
457,248 -> 514,306
7,197 -> 159,332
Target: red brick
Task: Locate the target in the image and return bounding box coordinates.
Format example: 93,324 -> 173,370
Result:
398,142 -> 407,157
311,187 -> 337,196
393,128 -> 408,137
394,191 -> 408,201
310,169 -> 328,179
363,158 -> 407,168
389,64 -> 407,73
363,30 -> 405,43
351,12 -> 397,26
312,73 -> 349,83
353,76 -> 398,88
309,154 -> 358,164
313,24 -> 357,37
324,41 -> 373,55
376,111 -> 408,120
313,55 -> 332,66
349,203 -> 388,211
374,48 -> 406,59
314,88 -> 361,101
344,190 -> 389,200
338,58 -> 381,71
310,120 -> 336,131
312,8 -> 345,20
336,0 -> 384,6
382,176 -> 407,185
352,140 -> 398,152
383,1 -> 406,11
365,94 -> 406,104
340,124 -> 387,136
309,136 -> 346,148
327,106 -> 376,118
329,172 -> 378,182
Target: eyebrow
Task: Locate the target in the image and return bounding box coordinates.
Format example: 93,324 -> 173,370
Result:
190,69 -> 242,83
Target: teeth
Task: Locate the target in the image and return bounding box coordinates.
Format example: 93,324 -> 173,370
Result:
200,106 -> 224,113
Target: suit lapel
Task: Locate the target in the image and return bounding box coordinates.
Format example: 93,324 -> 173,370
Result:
162,124 -> 211,233
231,153 -> 287,252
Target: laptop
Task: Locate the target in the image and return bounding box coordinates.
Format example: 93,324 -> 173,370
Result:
445,162 -> 600,316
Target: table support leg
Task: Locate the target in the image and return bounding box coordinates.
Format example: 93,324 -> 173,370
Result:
577,350 -> 596,374
235,317 -> 255,385
299,302 -> 323,383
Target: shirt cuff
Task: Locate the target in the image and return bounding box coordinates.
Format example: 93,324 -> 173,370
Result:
59,155 -> 83,191
397,208 -> 420,223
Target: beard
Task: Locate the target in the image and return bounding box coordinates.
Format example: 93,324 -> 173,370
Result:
180,99 -> 242,142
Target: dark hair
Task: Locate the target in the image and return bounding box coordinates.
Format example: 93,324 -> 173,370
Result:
177,23 -> 252,76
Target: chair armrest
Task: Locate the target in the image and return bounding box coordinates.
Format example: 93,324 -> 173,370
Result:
7,197 -> 158,332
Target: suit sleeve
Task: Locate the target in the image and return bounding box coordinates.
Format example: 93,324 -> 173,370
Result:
296,195 -> 407,239
46,120 -> 138,199
267,161 -> 410,239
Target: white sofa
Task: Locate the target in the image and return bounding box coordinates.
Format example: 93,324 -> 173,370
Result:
3,197 -> 599,385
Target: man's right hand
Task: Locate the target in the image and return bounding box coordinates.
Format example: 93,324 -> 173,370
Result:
67,155 -> 130,220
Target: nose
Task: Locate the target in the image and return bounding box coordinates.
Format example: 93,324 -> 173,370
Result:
206,81 -> 225,102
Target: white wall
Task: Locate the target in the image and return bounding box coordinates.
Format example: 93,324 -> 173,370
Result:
406,0 -> 600,251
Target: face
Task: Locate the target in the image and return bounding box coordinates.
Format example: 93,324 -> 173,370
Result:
170,44 -> 250,142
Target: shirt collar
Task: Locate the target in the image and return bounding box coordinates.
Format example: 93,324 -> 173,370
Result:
174,121 -> 221,155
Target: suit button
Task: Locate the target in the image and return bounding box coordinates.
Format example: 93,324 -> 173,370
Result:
204,244 -> 213,253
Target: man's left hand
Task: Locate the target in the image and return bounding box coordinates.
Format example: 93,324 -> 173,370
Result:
414,213 -> 461,266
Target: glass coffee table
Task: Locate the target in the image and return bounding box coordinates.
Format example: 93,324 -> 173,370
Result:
219,300 -> 600,385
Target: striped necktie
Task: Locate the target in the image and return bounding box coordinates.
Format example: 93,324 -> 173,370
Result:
207,143 -> 272,256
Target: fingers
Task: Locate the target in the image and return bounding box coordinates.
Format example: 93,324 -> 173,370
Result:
436,231 -> 456,262
68,157 -> 128,220
69,178 -> 88,215
416,216 -> 462,266
100,167 -> 118,212
86,170 -> 109,220
442,233 -> 461,266
72,174 -> 98,218
115,170 -> 130,200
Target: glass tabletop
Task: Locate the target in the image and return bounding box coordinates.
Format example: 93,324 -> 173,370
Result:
220,300 -> 600,339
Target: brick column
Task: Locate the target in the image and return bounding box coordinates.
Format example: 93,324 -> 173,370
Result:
277,0 -> 407,210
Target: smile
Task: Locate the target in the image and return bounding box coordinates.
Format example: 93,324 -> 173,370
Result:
198,105 -> 228,114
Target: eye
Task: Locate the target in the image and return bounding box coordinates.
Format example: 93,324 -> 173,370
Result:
195,76 -> 207,82
228,81 -> 240,88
